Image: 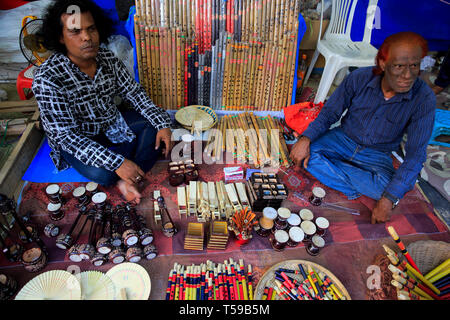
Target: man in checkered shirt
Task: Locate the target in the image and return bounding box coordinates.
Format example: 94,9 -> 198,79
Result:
32,0 -> 173,203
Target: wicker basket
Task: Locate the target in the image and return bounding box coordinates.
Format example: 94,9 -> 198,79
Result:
175,105 -> 218,132
406,240 -> 450,275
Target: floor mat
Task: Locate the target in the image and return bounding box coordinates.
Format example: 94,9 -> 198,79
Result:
3,160 -> 449,300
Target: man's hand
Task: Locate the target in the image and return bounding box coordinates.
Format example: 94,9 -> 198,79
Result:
115,158 -> 145,185
371,197 -> 393,224
155,127 -> 173,158
289,136 -> 311,168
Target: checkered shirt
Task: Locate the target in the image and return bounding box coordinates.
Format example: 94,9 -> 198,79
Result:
32,47 -> 172,172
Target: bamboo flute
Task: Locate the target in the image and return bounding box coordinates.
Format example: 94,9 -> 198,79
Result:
134,0 -> 141,19
176,28 -> 183,108
210,39 -> 218,108
235,114 -> 252,163
215,115 -> 225,161
158,27 -> 166,108
269,43 -> 279,110
168,29 -> 175,108
239,113 -> 259,166
225,116 -> 236,160
144,26 -> 154,99
133,16 -> 145,89
214,32 -> 222,109
262,44 -> 275,111
249,112 -> 270,164
230,42 -> 239,110
257,116 -> 271,164
222,36 -> 232,110
288,24 -> 300,105
273,0 -> 281,45
260,116 -> 277,166
242,43 -> 251,110
171,28 -> 178,109
278,36 -> 289,109
246,43 -> 255,110
220,114 -> 226,158
272,40 -> 284,109
254,42 -> 265,110
271,0 -> 277,42
230,115 -> 245,163
245,112 -> 262,167
261,0 -> 267,42
216,34 -> 224,109
234,43 -> 243,110
268,115 -> 290,166
149,26 -> 158,106
139,22 -> 149,93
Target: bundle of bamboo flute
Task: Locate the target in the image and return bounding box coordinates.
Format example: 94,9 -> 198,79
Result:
205,113 -> 291,167
133,0 -> 302,110
264,264 -> 346,300
165,258 -> 255,300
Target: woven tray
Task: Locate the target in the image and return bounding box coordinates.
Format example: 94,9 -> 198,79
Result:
254,259 -> 351,300
406,240 -> 450,275
175,105 -> 218,131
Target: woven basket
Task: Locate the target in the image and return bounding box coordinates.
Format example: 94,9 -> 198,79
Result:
406,240 -> 450,275
175,105 -> 218,132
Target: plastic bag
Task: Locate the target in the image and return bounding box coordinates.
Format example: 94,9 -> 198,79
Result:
106,35 -> 134,76
283,101 -> 324,135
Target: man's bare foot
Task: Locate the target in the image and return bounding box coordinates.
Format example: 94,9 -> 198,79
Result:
116,179 -> 142,204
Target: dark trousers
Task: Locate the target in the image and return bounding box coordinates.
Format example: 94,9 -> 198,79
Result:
61,110 -> 160,186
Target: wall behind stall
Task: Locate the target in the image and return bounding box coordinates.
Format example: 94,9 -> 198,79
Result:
351,0 -> 450,51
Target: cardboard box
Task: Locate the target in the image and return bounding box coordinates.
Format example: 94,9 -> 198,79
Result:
299,18 -> 329,50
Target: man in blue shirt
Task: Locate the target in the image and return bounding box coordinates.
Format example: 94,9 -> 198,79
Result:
289,32 -> 436,224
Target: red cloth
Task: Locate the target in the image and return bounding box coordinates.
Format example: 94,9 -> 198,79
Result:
283,101 -> 324,135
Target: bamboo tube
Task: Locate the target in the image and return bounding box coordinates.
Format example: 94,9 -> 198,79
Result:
217,115 -> 225,162
287,20 -> 299,106
238,113 -> 258,165
222,36 -> 232,110
225,116 -> 235,160
245,112 -> 262,167
268,115 -> 290,166
230,115 -> 245,163
246,43 -> 255,110
254,43 -> 266,110
144,26 -> 154,99
154,27 -> 163,107
176,28 -> 183,108
279,35 -> 290,108
249,112 -> 270,164
133,16 -> 144,88
236,44 -> 245,110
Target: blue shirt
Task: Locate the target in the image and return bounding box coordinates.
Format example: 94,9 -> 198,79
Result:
303,66 -> 436,199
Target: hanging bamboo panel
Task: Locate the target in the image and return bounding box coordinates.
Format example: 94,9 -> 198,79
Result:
134,0 -> 301,110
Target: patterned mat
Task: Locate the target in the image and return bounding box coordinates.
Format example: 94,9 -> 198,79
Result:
2,157 -> 448,269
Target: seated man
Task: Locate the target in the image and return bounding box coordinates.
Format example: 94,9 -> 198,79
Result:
290,32 -> 436,224
32,0 -> 172,203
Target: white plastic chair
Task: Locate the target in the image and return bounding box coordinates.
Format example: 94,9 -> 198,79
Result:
304,0 -> 379,104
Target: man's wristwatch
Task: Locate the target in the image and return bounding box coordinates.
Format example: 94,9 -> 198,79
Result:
382,191 -> 399,209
